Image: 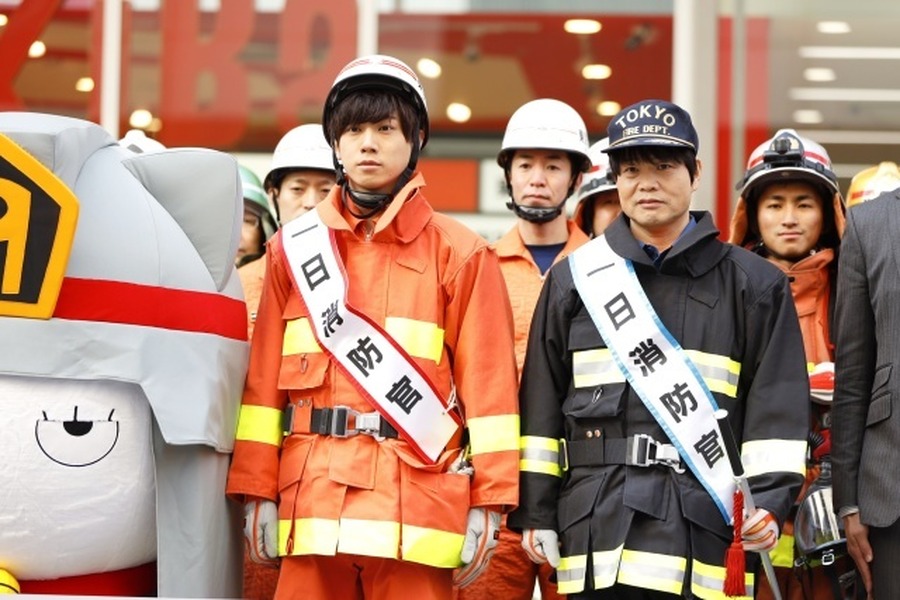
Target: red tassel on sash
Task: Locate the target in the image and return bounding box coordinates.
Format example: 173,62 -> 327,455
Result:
724,488 -> 746,597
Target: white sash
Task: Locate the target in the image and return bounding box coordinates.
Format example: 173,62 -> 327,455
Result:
569,235 -> 735,523
280,209 -> 460,464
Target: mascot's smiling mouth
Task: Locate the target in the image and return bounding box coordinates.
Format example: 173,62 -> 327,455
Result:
35,406 -> 119,467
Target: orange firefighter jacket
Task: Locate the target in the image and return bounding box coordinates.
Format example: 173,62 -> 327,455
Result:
237,254 -> 266,340
493,220 -> 589,378
226,173 -> 520,568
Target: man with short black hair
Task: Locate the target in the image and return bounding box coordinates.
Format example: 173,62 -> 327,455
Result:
509,99 -> 809,599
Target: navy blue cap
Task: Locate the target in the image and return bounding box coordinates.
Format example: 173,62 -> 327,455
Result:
604,99 -> 699,154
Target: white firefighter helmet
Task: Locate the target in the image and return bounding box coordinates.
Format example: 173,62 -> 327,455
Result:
497,98 -> 591,173
737,129 -> 839,200
322,54 -> 429,148
576,137 -> 616,203
263,124 -> 333,192
846,161 -> 900,208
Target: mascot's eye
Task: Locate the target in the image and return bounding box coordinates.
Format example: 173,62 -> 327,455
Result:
35,406 -> 120,467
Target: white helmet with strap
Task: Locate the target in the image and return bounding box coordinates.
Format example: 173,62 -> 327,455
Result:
321,54 -> 429,215
846,161 -> 900,207
263,124 -> 332,192
498,98 -> 590,223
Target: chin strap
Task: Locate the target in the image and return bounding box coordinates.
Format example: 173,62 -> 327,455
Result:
504,177 -> 577,224
341,167 -> 416,219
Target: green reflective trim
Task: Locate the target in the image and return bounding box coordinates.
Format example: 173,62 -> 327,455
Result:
235,404 -> 282,447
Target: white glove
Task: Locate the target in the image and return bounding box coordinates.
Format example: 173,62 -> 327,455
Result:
521,528 -> 560,568
243,498 -> 280,565
741,507 -> 779,552
453,508 -> 501,588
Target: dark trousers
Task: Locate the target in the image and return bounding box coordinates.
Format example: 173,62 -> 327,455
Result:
572,585 -> 682,599
868,517 -> 900,600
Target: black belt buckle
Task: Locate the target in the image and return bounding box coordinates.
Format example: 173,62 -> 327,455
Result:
282,403 -> 295,436
558,438 -> 569,472
329,406 -> 358,438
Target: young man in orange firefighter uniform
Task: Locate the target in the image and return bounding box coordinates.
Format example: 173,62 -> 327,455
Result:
508,99 -> 809,599
729,128 -> 850,599
226,54 -> 520,600
458,98 -> 591,600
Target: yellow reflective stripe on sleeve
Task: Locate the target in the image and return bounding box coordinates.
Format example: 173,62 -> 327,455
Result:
684,350 -> 741,398
235,404 -> 283,447
556,554 -> 588,595
769,532 -> 795,568
282,317 -> 321,355
520,435 -> 561,477
468,414 -> 519,455
573,349 -> 623,388
691,558 -> 753,600
386,316 -> 444,363
742,438 -> 807,478
588,545 -> 624,589
402,524 -> 465,568
617,549 -> 686,595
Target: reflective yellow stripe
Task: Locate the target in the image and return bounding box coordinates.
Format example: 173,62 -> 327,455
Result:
556,554 -> 588,594
468,414 -> 519,455
339,518 -> 400,558
573,349 -> 622,388
235,404 -> 283,447
279,517 -> 463,568
684,350 -> 741,398
283,318 -> 321,355
402,524 -> 465,567
386,316 -> 444,363
617,549 -> 685,595
572,348 -> 741,397
742,438 -> 807,478
590,545 -> 623,589
520,435 -> 561,477
691,558 -> 753,600
279,517 -> 339,556
769,531 -> 795,568
0,568 -> 20,594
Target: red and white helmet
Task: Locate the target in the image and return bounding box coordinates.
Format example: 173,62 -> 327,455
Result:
809,362 -> 835,405
322,54 -> 429,148
846,161 -> 900,208
497,98 -> 590,173
737,129 -> 839,200
576,137 -> 616,203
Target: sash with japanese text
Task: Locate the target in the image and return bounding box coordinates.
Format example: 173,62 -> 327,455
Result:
569,235 -> 735,523
280,209 -> 460,464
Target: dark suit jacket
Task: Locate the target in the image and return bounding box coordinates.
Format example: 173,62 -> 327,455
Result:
833,188 -> 900,528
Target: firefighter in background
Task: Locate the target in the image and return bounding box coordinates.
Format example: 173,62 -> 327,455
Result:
508,99 -> 809,598
0,113 -> 247,596
458,98 -> 591,600
729,128 -> 852,599
226,54 -> 519,599
236,164 -> 278,269
845,161 -> 900,208
238,124 -> 335,340
572,137 -> 621,238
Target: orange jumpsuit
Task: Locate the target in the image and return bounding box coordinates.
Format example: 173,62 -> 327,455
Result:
226,173 -> 520,600
457,220 -> 588,600
238,254 -> 266,341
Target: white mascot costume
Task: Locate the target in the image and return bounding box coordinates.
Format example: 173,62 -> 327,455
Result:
0,113 -> 248,596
